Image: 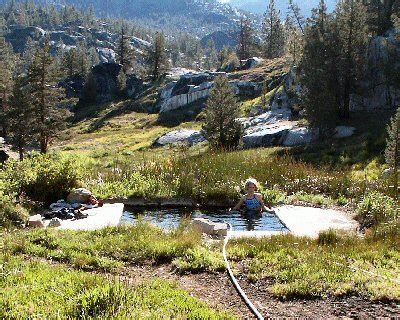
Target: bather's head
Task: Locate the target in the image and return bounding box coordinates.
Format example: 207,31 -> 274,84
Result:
244,178 -> 259,192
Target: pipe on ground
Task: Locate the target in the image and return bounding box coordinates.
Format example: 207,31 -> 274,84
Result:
223,223 -> 266,320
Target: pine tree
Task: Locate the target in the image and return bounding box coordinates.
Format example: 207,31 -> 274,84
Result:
27,41 -> 67,153
76,43 -> 91,78
0,37 -> 17,137
117,25 -> 134,74
204,39 -> 218,70
6,75 -> 34,160
385,107 -> 400,198
365,0 -> 398,35
62,47 -> 80,78
336,0 -> 369,119
237,17 -> 255,61
284,14 -> 304,65
262,0 -> 285,59
288,0 -> 305,34
146,32 -> 169,80
82,73 -> 98,103
202,76 -> 243,150
300,0 -> 339,135
61,44 -> 90,79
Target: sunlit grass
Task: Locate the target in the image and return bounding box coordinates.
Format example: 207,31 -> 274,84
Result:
0,256 -> 234,319
228,232 -> 400,301
1,222 -> 224,273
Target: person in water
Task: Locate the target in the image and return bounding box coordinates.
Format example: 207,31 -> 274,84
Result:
231,178 -> 271,214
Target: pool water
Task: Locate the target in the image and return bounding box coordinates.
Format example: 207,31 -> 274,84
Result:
122,208 -> 289,232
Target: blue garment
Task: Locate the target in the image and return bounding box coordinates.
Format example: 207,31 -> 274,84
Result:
244,196 -> 261,210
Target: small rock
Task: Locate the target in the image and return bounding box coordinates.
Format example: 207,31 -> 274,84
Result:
0,150 -> 9,163
242,57 -> 264,70
192,218 -> 228,237
381,168 -> 394,178
283,127 -> 319,146
27,214 -> 45,228
67,188 -> 93,204
154,129 -> 205,147
49,218 -> 62,227
334,126 -> 356,138
243,123 -> 293,148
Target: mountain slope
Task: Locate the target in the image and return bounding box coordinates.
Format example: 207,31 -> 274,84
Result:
227,0 -> 337,16
0,0 -> 252,36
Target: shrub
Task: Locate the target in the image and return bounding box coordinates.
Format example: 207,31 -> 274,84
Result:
356,191 -> 399,229
1,153 -> 82,204
202,76 -> 243,150
317,229 -> 339,245
262,188 -> 287,205
0,193 -> 29,227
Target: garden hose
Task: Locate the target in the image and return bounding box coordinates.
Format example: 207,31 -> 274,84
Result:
223,223 -> 266,320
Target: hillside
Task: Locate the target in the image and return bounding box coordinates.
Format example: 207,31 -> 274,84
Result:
228,0 -> 337,15
0,0 -> 256,37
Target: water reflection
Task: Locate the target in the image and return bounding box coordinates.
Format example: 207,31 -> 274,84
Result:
122,208 -> 288,232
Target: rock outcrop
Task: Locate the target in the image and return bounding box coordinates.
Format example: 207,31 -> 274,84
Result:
97,47 -> 117,63
154,129 -> 205,147
283,127 -> 319,146
243,123 -> 294,148
87,62 -> 122,102
350,28 -> 400,111
158,72 -> 221,113
333,126 -> 356,138
5,25 -> 150,67
158,71 -> 266,114
239,107 -> 295,148
241,57 -> 264,70
6,26 -> 46,52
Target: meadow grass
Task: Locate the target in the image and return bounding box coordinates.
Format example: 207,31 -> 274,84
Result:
1,221 -> 225,273
228,232 -> 400,301
0,255 -> 234,319
2,224 -> 398,302
81,148 -> 390,203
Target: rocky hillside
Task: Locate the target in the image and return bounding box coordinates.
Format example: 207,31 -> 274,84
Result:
227,0 -> 336,15
1,0 -> 256,37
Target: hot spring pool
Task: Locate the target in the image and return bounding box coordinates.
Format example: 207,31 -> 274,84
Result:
122,208 -> 289,232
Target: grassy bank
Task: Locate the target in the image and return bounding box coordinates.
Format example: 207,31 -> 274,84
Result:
3,148 -> 390,202
228,231 -> 400,301
1,222 -> 224,273
1,147 -> 393,228
0,255 -> 234,319
2,223 -> 399,302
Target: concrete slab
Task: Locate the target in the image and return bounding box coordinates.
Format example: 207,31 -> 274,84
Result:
274,205 -> 358,237
54,203 -> 124,231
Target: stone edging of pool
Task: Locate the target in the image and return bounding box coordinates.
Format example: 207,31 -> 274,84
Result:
106,197 -> 236,209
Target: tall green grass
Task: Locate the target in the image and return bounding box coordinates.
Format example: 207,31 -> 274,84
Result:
228,233 -> 400,301
83,149 -> 390,202
0,256 -> 234,319
2,222 -> 224,273
0,148 -> 393,227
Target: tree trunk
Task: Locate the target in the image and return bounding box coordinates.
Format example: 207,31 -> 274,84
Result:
342,75 -> 351,119
40,133 -> 47,154
394,117 -> 399,199
18,144 -> 24,161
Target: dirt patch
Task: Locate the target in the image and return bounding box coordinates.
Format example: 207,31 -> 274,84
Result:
120,263 -> 399,319
24,255 -> 399,318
